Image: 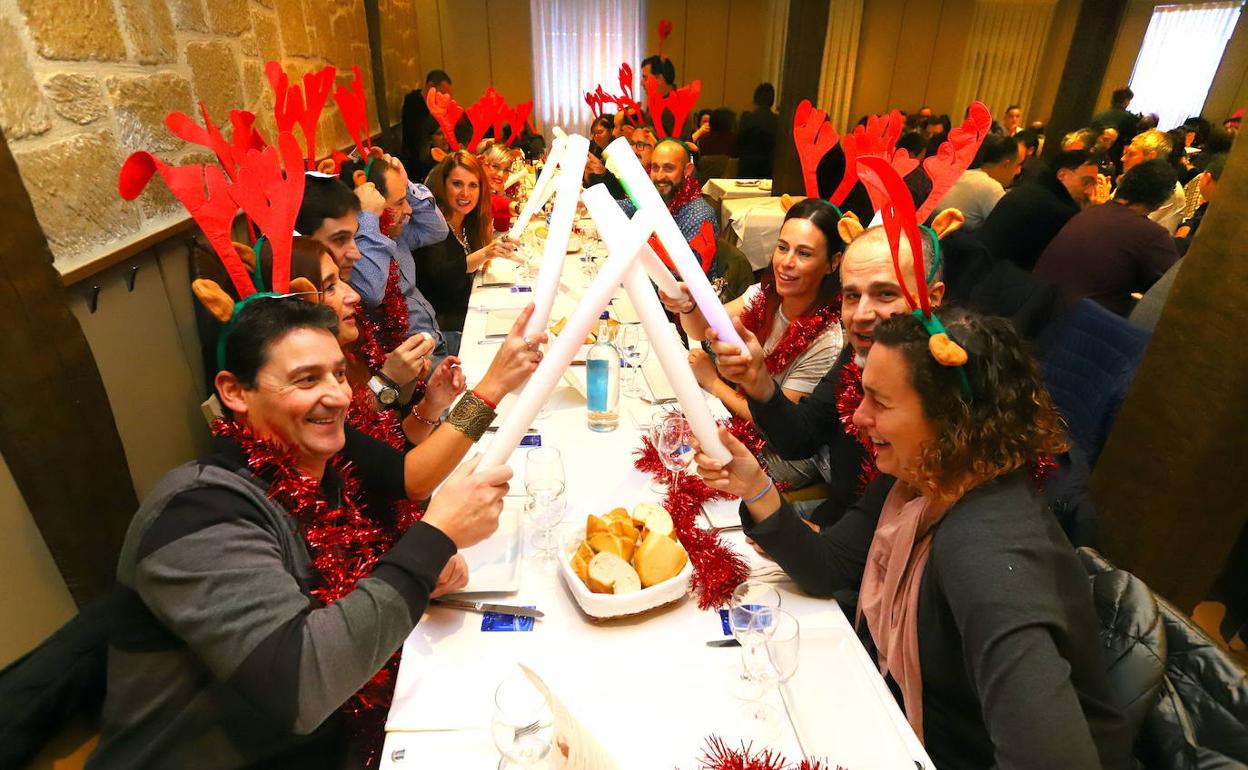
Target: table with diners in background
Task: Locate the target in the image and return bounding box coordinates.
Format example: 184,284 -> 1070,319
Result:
378,218 -> 931,770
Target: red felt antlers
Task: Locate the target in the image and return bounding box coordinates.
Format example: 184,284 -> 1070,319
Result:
426,86 -> 532,152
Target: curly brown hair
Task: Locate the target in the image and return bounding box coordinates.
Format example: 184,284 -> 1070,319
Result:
872,307 -> 1069,503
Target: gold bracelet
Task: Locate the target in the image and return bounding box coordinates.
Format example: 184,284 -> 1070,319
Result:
446,391 -> 496,442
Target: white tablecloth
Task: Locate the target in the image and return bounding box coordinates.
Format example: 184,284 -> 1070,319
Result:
722,195 -> 806,271
701,178 -> 774,205
381,225 -> 931,770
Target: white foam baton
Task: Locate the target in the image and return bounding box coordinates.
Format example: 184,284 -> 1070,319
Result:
479,201 -> 659,469
601,136 -> 745,351
522,134 -> 590,338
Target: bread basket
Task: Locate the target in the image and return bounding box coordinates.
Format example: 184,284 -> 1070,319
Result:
557,537 -> 692,620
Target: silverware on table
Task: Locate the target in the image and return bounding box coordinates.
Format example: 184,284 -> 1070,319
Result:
432,598 -> 544,619
705,638 -> 741,648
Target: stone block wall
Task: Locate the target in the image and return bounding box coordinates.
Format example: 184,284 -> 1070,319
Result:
0,0 -> 421,273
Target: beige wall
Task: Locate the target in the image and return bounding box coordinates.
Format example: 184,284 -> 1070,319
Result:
849,0 -> 1079,125
0,453 -> 77,668
0,0 -> 384,277
643,0 -> 785,115
411,0 -> 534,114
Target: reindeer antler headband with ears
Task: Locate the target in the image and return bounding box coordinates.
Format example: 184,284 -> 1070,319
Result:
790,99 -> 992,224
855,155 -> 973,399
119,98 -> 316,369
266,61 -> 336,171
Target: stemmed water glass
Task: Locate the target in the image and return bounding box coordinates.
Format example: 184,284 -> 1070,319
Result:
617,325 -> 651,398
525,447 -> 566,560
740,609 -> 800,732
491,667 -> 555,769
649,411 -> 693,494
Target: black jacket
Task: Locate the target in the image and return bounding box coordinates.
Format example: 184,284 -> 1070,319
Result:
979,175 -> 1080,271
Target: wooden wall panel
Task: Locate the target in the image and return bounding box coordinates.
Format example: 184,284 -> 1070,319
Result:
683,0 -> 732,108
1206,9 -> 1248,123
723,0 -> 775,112
486,0 -> 534,105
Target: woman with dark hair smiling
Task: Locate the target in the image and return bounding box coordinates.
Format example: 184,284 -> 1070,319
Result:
694,305 -> 1132,769
669,197 -> 846,488
415,150 -> 519,337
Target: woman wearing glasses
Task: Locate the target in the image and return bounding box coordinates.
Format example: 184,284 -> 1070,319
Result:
479,139 -> 520,233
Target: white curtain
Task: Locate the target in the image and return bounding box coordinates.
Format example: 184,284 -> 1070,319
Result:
1129,1 -> 1244,131
530,0 -> 643,141
953,0 -> 1057,120
816,0 -> 864,130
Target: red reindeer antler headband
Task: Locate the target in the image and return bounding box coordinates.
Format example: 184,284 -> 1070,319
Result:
334,64 -> 373,159
427,86 -> 531,152
267,61 -> 336,169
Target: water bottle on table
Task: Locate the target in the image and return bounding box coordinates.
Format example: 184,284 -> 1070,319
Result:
586,311 -> 619,432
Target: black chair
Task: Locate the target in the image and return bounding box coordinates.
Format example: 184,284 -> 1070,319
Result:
0,593 -> 116,769
1079,548 -> 1248,770
1042,300 -> 1152,467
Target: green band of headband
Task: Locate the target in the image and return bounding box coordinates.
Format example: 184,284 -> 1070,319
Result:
215,291 -> 285,372
912,309 -> 973,402
919,225 -> 941,284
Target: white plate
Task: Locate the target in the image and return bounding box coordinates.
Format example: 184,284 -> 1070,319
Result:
452,505 -> 522,594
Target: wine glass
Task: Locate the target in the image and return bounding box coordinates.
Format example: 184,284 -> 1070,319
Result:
491,668 -> 555,768
742,610 -> 800,731
525,447 -> 566,559
729,581 -> 783,683
617,325 -> 651,398
650,412 -> 693,494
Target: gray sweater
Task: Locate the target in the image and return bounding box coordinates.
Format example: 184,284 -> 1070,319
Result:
88,441 -> 454,769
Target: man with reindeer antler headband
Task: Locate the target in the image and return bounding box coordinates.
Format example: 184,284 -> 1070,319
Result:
675,102 -> 991,525
331,67 -> 455,357
96,66 -> 544,770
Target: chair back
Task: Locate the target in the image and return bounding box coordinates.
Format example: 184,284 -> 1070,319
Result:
1042,300 -> 1152,466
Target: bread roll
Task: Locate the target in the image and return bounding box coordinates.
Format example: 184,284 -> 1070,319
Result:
571,550 -> 589,583
634,531 -> 688,587
587,532 -> 625,558
586,514 -> 609,537
632,503 -> 675,538
587,552 -> 641,594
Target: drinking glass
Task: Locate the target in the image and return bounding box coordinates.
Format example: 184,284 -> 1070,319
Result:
617,325 -> 651,398
729,581 -> 784,683
650,412 -> 693,494
742,610 -> 800,728
525,447 -> 566,558
491,668 -> 555,769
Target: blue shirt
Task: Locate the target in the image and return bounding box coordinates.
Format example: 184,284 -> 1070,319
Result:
618,195 -> 721,278
351,182 -> 451,354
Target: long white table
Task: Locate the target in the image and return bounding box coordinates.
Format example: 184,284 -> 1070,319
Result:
380,230 -> 932,769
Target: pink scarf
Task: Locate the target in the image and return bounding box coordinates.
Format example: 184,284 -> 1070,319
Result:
856,482 -> 952,742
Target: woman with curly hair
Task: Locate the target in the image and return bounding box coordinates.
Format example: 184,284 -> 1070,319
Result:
694,306 -> 1133,770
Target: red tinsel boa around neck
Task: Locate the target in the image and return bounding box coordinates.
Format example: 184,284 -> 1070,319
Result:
209,418 -> 420,767
634,437 -> 748,610
738,288 -> 841,379
666,172 -> 704,216
359,258 -> 410,356
693,736 -> 844,770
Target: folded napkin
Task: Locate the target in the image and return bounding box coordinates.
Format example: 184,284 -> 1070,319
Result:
611,295 -> 640,324
641,359 -> 676,403
484,308 -> 521,337
481,261 -> 518,286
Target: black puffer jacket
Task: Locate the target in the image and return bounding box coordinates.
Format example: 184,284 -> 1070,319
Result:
1080,548 -> 1248,769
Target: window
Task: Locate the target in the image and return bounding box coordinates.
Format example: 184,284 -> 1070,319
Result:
530,0 -> 643,139
1129,1 -> 1244,132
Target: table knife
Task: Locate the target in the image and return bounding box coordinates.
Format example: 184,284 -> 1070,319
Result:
432,598 -> 544,619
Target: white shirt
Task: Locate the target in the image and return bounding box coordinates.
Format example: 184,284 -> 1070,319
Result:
934,168 -> 1005,230
740,285 -> 844,394
1148,181 -> 1186,235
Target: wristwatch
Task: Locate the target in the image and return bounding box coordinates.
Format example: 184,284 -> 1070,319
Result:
368,375 -> 400,408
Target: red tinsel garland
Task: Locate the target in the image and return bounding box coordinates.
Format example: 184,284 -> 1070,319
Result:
352,312 -> 387,373
210,418 -> 419,767
359,258 -> 410,354
633,437 -> 748,609
347,386 -> 406,451
834,358 -> 880,496
694,736 -> 842,770
727,289 -> 842,493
